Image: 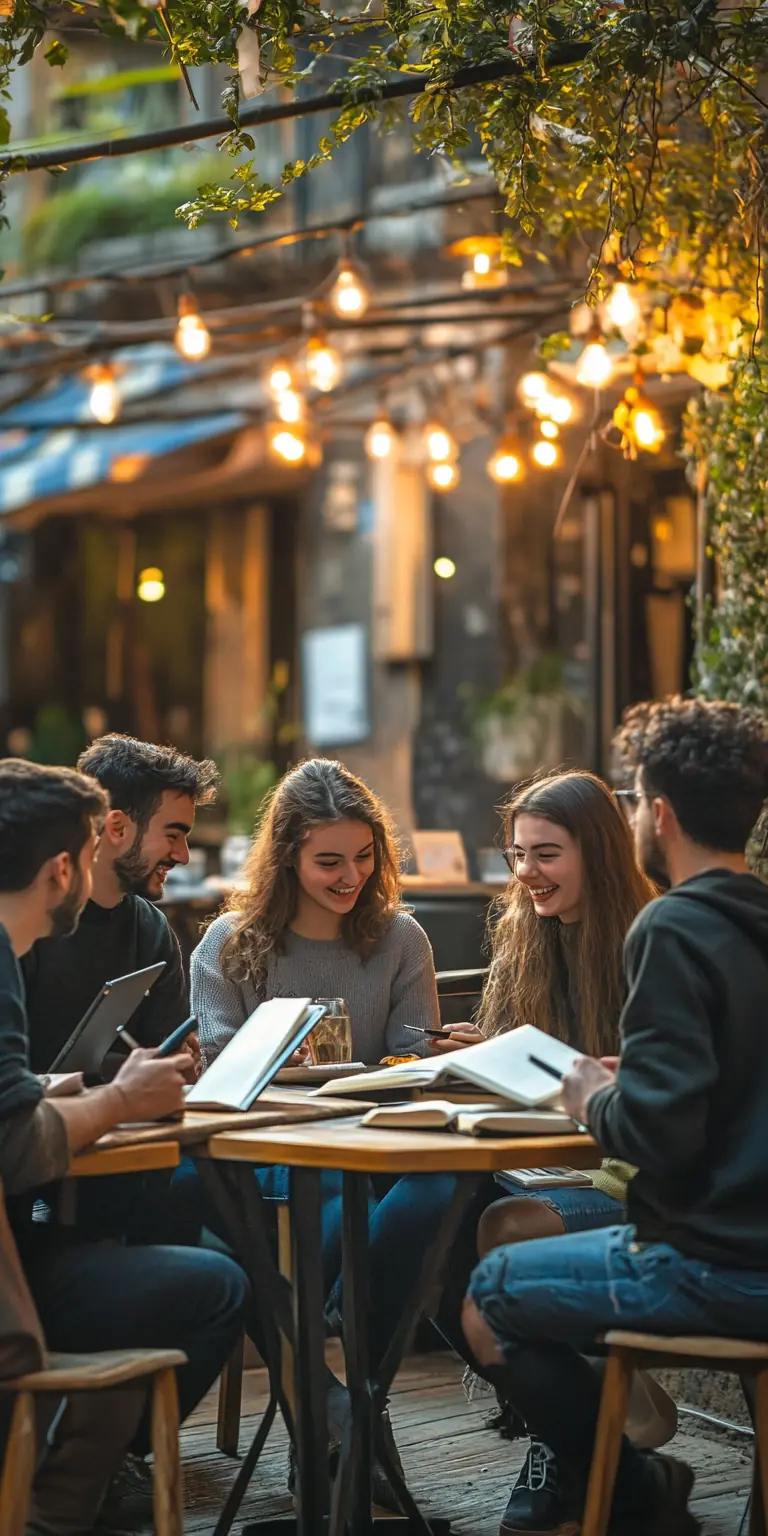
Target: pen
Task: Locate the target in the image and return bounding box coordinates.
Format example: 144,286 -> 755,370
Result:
119,1027 -> 141,1051
528,1053 -> 590,1135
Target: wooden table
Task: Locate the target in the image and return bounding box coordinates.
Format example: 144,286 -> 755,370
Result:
200,1119 -> 598,1536
68,1140 -> 181,1178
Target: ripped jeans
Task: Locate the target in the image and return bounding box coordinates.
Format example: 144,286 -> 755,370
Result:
468,1223 -> 768,1512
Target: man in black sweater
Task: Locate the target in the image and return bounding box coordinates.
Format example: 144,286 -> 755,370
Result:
463,697 -> 768,1536
23,733 -> 218,1073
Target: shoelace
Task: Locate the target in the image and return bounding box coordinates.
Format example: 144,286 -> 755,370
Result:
522,1441 -> 557,1494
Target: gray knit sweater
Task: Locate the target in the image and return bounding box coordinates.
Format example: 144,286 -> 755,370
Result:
191,909 -> 439,1067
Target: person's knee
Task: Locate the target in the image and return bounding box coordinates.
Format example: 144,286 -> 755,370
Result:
461,1296 -> 504,1368
192,1249 -> 251,1324
477,1197 -> 565,1258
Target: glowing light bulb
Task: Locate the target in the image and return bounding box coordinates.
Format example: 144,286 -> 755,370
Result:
88,366 -> 120,425
267,359 -> 295,397
606,282 -> 641,331
268,424 -> 307,463
633,408 -> 664,450
276,389 -> 304,424
540,420 -> 559,440
427,460 -> 460,491
533,439 -> 558,468
424,422 -> 456,463
577,337 -> 613,389
329,260 -> 369,320
473,251 -> 492,276
434,557 -> 457,579
175,298 -> 210,361
487,429 -> 524,485
137,567 -> 165,603
304,335 -> 342,393
365,416 -> 396,461
520,371 -> 549,402
548,395 -> 573,425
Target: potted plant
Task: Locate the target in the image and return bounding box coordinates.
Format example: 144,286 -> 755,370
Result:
217,750 -> 277,878
472,652 -> 582,783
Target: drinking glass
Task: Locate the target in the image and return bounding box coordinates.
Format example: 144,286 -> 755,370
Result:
308,999 -> 353,1064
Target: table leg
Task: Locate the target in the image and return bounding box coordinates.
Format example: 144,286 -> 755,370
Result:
290,1167 -> 330,1536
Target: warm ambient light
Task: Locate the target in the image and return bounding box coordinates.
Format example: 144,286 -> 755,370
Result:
546,394 -> 573,425
540,419 -> 559,440
520,371 -> 550,403
487,429 -> 524,485
434,557 -> 457,579
276,389 -> 304,425
175,296 -> 211,361
577,330 -> 614,389
266,359 -> 295,398
137,567 -> 165,603
329,259 -> 369,320
447,235 -> 507,291
268,424 -> 307,464
612,376 -> 666,456
424,422 -> 457,463
605,282 -> 641,331
365,415 -> 397,461
304,334 -> 342,393
88,365 -> 120,425
533,439 -> 558,468
427,460 -> 460,491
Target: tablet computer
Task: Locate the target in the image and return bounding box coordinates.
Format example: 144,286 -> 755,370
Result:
48,962 -> 166,1074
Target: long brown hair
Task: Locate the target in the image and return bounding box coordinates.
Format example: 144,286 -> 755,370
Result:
219,758 -> 402,986
478,770 -> 655,1055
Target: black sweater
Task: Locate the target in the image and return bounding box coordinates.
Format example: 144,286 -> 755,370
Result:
589,870 -> 768,1268
21,895 -> 188,1073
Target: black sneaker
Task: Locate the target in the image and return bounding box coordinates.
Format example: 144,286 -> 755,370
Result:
499,1440 -> 579,1536
94,1454 -> 153,1531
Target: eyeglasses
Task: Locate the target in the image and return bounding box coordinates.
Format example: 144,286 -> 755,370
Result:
614,788 -> 640,821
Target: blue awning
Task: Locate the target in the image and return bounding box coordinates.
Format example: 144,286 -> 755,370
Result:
0,345 -> 246,514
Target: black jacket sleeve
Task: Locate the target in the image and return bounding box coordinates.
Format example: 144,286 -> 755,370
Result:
587,909 -> 719,1179
0,931 -> 45,1120
131,911 -> 189,1048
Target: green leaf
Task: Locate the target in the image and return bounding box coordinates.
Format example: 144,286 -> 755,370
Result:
44,40 -> 69,68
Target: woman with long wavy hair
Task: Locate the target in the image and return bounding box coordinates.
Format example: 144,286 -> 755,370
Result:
191,757 -> 443,1508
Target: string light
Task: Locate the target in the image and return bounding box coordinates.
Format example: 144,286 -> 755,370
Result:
267,422 -> 307,464
427,460 -> 460,492
303,332 -> 343,393
174,295 -> 211,361
546,395 -> 573,425
447,235 -> 507,291
365,414 -> 397,461
533,439 -> 558,468
520,372 -> 550,403
540,420 -> 559,440
266,359 -> 295,398
137,567 -> 165,603
276,389 -> 304,425
88,364 -> 120,425
329,258 -> 369,319
605,282 -> 641,331
424,422 -> 457,463
612,374 -> 665,457
487,428 -> 524,485
577,328 -> 614,389
434,557 -> 457,579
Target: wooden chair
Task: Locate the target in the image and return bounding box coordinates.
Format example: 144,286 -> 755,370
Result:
582,1330 -> 768,1536
0,1346 -> 187,1536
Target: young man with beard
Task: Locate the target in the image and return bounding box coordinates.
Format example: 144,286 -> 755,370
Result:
0,760 -> 249,1535
462,697 -> 768,1536
22,734 -> 218,1074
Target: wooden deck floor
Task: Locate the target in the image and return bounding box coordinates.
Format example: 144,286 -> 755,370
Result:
178,1352 -> 754,1534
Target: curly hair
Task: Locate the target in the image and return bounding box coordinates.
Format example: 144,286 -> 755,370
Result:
478,770 -> 655,1055
219,758 -> 402,987
78,734 -> 219,828
614,696 -> 768,851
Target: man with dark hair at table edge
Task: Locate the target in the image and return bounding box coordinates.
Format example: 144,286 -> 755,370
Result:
463,696 -> 768,1536
22,732 -> 219,1076
0,759 -> 248,1536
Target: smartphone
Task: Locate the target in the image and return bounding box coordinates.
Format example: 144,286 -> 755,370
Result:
156,1015 -> 198,1058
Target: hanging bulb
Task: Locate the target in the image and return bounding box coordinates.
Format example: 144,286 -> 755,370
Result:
266,359 -> 295,398
605,282 -> 641,331
577,328 -> 614,389
519,371 -> 550,403
365,414 -> 397,461
533,439 -> 558,468
175,295 -> 211,361
427,460 -> 460,492
276,388 -> 304,425
303,333 -> 343,393
267,422 -> 307,464
487,429 -> 524,485
612,375 -> 665,456
424,421 -> 457,463
540,420 -> 559,440
136,567 -> 165,603
329,258 -> 369,320
434,557 -> 457,579
547,394 -> 573,425
88,365 -> 120,425
447,235 -> 506,290
473,251 -> 491,277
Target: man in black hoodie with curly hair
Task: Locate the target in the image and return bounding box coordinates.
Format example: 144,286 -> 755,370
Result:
463,697 -> 768,1536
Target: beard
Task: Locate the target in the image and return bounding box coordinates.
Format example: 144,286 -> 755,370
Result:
114,835 -> 158,901
637,823 -> 671,890
50,870 -> 86,939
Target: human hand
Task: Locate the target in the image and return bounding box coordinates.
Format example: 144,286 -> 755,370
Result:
600,1055 -> 620,1073
561,1056 -> 616,1126
112,1048 -> 187,1121
288,1042 -> 311,1066
429,1024 -> 484,1055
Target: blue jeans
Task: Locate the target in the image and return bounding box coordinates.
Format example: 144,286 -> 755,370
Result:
468,1223 -> 768,1513
22,1234 -> 250,1454
499,1182 -> 622,1233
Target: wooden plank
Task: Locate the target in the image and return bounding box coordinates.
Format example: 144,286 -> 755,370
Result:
207,1121 -> 598,1173
68,1141 -> 180,1177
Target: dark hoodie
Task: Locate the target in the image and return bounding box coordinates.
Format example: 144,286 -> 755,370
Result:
588,870 -> 768,1269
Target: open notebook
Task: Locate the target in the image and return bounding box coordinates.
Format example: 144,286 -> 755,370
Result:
360,1101 -> 576,1136
186,998 -> 325,1111
314,1024 -> 583,1108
